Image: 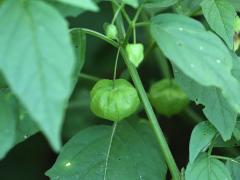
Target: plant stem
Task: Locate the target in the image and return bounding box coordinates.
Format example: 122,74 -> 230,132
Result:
121,49 -> 180,180
113,47 -> 121,87
112,0 -> 131,25
73,28 -> 118,47
135,21 -> 150,27
112,3 -> 181,180
111,2 -> 124,24
79,73 -> 100,82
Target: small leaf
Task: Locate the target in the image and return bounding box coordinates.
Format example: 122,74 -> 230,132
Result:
174,0 -> 202,16
226,156 -> 240,180
0,0 -> 76,151
144,0 -> 178,15
46,119 -> 167,180
233,121 -> 240,141
213,136 -> 240,148
185,153 -> 232,180
56,0 -> 98,11
201,0 -> 236,48
70,29 -> 86,87
189,121 -> 217,163
0,91 -> 16,159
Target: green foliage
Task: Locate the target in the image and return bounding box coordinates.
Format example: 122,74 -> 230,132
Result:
174,67 -> 238,141
226,156 -> 240,180
0,0 -> 75,151
189,121 -> 217,163
56,0 -> 99,11
0,0 -> 239,179
185,153 -> 232,180
90,79 -> 140,121
201,0 -> 236,48
151,14 -> 240,114
46,119 -> 167,179
149,79 -> 189,117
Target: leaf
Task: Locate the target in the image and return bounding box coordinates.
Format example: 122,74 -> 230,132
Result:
14,106 -> 39,145
56,0 -> 98,12
0,90 -> 39,159
151,13 -> 240,115
174,0 -> 203,16
144,0 -> 178,15
45,0 -> 101,17
174,67 -> 238,141
229,0 -> 240,12
46,119 -> 167,180
189,121 -> 217,163
233,121 -> 240,141
201,0 -> 236,48
185,153 -> 232,180
123,0 -> 139,8
213,136 -> 240,147
226,156 -> 240,180
0,0 -> 75,151
70,29 -> 86,87
0,91 -> 16,159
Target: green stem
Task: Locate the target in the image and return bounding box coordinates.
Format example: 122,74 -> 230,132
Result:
113,47 -> 121,87
75,28 -> 118,47
121,49 -> 180,180
112,3 -> 180,180
112,0 -> 131,25
111,2 -> 124,24
135,21 -> 150,27
79,73 -> 100,82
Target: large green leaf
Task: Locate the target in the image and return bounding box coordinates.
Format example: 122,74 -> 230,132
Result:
201,0 -> 236,48
46,119 -> 167,179
226,156 -> 240,180
57,0 -> 98,11
185,153 -> 232,180
151,13 -> 240,114
0,0 -> 75,151
189,121 -> 217,163
0,91 -> 16,159
174,67 -> 238,140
